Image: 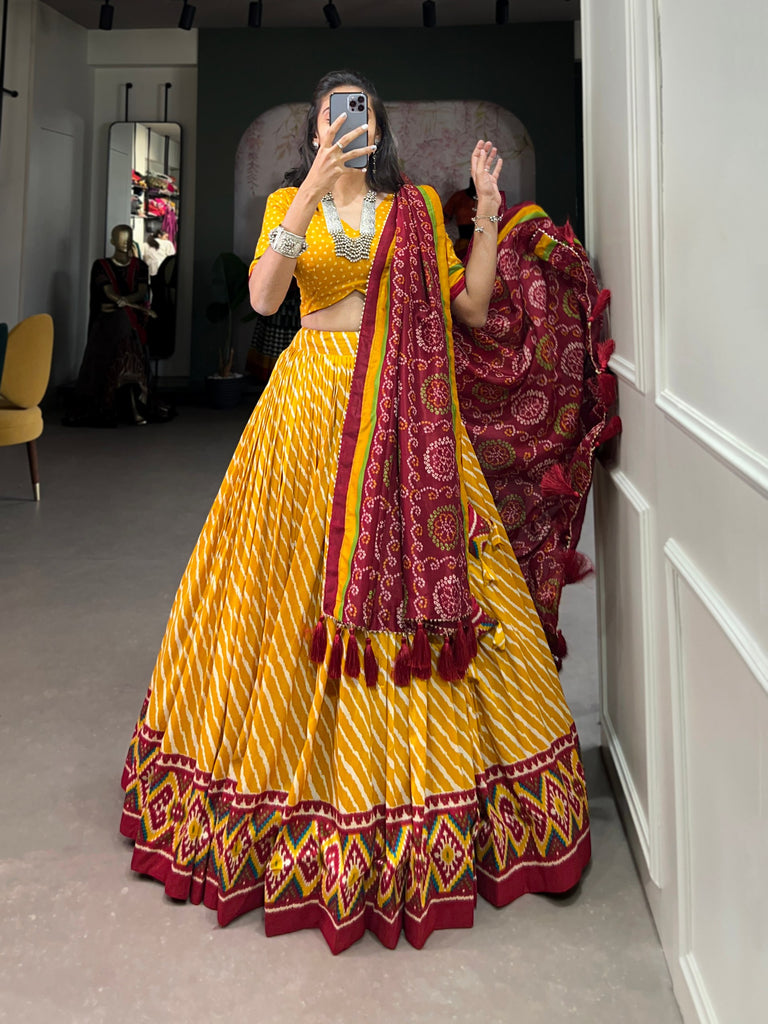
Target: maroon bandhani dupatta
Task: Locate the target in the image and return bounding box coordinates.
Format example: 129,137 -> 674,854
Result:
313,182 -> 481,686
453,203 -> 620,665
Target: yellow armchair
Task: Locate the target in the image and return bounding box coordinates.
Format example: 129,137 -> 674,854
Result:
0,314 -> 54,501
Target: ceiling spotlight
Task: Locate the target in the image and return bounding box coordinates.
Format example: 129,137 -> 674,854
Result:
99,2 -> 114,30
422,1 -> 436,28
179,3 -> 196,30
323,3 -> 341,28
248,1 -> 262,27
495,0 -> 509,25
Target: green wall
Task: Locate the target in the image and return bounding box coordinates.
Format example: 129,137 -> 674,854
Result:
193,24 -> 578,378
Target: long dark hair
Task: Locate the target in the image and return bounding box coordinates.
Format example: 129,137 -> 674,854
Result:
284,70 -> 404,194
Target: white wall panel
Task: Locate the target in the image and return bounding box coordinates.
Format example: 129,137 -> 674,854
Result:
19,3 -> 91,385
580,0 -> 637,388
595,466 -> 659,882
0,0 -> 35,327
665,541 -> 768,1023
584,0 -> 768,1018
659,1 -> 768,470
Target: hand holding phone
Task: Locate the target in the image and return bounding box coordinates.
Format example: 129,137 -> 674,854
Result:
329,91 -> 369,170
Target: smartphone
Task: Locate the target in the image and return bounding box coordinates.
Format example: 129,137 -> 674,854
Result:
329,91 -> 369,170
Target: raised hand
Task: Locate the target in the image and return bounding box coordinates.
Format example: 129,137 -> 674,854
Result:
471,140 -> 503,211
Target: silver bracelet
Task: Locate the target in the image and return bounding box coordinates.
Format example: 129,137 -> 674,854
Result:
268,224 -> 308,259
472,214 -> 503,224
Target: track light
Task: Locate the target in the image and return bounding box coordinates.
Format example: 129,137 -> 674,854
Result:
323,3 -> 341,29
179,3 -> 196,30
495,0 -> 509,24
99,2 -> 114,30
422,1 -> 436,28
248,1 -> 262,27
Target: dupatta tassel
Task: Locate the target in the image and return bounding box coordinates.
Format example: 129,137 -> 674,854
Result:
364,638 -> 378,687
551,630 -> 568,671
393,638 -> 412,687
452,623 -> 471,677
563,549 -> 594,584
437,637 -> 461,683
599,415 -> 623,445
596,338 -> 616,370
327,630 -> 343,680
466,620 -> 478,661
410,622 -> 431,680
589,288 -> 611,323
344,631 -> 361,677
598,372 -> 618,407
541,464 -> 579,500
310,616 -> 328,664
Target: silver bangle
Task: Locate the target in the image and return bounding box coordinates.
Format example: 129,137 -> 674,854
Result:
472,214 -> 503,224
268,224 -> 308,259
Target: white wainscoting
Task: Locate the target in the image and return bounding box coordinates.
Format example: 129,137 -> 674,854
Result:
581,0 -> 637,390
595,467 -> 661,885
664,539 -> 768,1023
582,0 -> 663,397
657,389 -> 768,500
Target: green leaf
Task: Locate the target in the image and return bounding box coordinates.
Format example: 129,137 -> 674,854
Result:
214,252 -> 250,309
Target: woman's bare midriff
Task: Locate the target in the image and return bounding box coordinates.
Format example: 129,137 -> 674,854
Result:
301,291 -> 365,333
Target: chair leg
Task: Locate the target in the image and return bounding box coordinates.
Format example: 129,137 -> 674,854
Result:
26,439 -> 40,501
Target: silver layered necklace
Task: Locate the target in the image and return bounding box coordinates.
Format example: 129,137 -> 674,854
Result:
321,190 -> 377,262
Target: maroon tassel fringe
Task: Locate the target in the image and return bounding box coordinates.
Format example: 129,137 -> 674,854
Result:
550,629 -> 569,670
437,638 -> 460,682
563,549 -> 594,584
394,638 -> 412,687
364,638 -> 378,687
598,372 -> 618,407
596,338 -> 615,370
453,624 -> 471,677
589,288 -> 611,323
344,632 -> 361,677
327,631 -> 343,680
310,616 -> 328,664
563,219 -> 575,244
541,464 -> 579,500
599,415 -> 622,445
466,620 -> 478,661
410,623 -> 431,680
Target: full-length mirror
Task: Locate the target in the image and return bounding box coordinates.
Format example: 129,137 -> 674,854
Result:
105,121 -> 182,371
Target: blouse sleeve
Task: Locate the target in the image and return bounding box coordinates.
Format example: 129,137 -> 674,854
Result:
248,188 -> 296,277
444,231 -> 466,300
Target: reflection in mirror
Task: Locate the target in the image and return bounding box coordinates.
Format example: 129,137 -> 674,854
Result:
106,122 -> 182,372
106,121 -> 181,258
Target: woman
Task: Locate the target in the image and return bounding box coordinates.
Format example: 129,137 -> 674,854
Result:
120,71 -> 591,953
143,230 -> 176,278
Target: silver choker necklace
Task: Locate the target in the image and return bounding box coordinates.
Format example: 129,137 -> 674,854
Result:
321,190 -> 377,262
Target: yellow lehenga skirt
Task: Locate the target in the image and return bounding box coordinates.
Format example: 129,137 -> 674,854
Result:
120,328 -> 590,953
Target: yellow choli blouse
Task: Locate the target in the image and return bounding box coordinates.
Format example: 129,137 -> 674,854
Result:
250,186 -> 465,319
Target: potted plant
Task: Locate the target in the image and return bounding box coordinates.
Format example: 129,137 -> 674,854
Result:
204,252 -> 255,408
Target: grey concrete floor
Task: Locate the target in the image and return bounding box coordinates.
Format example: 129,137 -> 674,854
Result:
0,404 -> 681,1024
